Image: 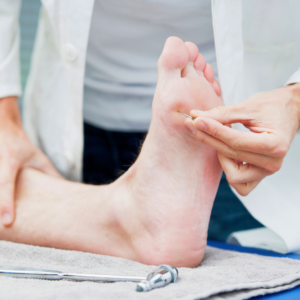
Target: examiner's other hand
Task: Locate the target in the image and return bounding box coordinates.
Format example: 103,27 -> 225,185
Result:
0,96 -> 61,226
185,83 -> 300,196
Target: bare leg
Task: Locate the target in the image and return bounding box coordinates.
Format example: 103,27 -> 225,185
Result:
0,37 -> 223,267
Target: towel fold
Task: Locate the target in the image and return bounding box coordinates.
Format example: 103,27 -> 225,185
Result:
1,241 -> 300,300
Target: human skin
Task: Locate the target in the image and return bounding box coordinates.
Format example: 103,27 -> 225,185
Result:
0,37 -> 223,268
185,83 -> 300,196
0,96 -> 60,226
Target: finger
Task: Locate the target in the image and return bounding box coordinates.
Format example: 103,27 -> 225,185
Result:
185,119 -> 283,173
25,150 -> 62,178
193,116 -> 282,157
230,178 -> 262,197
218,153 -> 273,184
190,103 -> 248,125
0,157 -> 18,226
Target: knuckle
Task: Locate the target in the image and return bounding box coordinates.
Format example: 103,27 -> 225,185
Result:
226,173 -> 240,185
270,142 -> 289,158
212,106 -> 227,117
238,187 -> 251,197
211,126 -> 220,138
194,131 -> 207,143
225,148 -> 239,160
231,177 -> 258,196
257,138 -> 271,152
264,159 -> 283,173
232,183 -> 252,197
231,138 -> 245,150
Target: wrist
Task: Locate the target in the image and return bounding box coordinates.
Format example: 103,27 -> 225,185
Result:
0,96 -> 22,127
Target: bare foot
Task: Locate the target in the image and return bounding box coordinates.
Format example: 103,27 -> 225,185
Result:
119,37 -> 223,267
0,37 -> 223,268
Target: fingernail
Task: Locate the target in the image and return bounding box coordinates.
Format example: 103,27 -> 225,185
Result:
185,122 -> 195,134
195,119 -> 206,130
2,213 -> 12,225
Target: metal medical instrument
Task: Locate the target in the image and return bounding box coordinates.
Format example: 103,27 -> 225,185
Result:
0,264 -> 178,292
136,264 -> 178,292
180,112 -> 195,120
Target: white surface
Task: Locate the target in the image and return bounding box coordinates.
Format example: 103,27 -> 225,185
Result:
227,228 -> 288,253
23,0 -> 96,181
0,1 -> 22,99
212,0 -> 300,253
286,67 -> 300,86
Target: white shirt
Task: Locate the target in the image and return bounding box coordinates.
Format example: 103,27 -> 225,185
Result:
83,0 -> 217,131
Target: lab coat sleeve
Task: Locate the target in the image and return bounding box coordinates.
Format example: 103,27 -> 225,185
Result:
285,67 -> 300,85
0,1 -> 22,99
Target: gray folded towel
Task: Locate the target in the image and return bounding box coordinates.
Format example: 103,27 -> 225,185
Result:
1,240 -> 300,300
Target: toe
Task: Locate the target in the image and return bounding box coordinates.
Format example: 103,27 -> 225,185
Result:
212,79 -> 221,96
184,42 -> 199,62
158,37 -> 189,72
203,63 -> 215,83
181,42 -> 199,77
203,62 -> 221,96
194,53 -> 206,73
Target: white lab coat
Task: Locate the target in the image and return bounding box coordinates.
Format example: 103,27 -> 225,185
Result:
1,0 -> 300,252
212,0 -> 300,253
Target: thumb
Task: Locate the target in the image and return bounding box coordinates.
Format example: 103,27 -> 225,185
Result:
190,104 -> 246,125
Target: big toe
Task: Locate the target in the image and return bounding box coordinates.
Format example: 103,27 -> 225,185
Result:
158,37 -> 189,75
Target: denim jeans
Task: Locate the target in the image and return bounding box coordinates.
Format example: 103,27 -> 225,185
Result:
83,122 -> 262,242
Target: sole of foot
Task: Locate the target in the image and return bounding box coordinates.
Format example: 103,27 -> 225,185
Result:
114,37 -> 224,267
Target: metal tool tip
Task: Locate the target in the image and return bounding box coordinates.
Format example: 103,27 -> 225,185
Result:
179,112 -> 195,120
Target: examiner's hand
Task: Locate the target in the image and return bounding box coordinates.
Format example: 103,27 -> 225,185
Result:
185,83 -> 300,196
0,96 -> 61,226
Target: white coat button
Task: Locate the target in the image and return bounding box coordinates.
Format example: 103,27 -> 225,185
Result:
63,44 -> 78,61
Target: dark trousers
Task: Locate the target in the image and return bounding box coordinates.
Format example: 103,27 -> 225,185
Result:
83,122 -> 262,242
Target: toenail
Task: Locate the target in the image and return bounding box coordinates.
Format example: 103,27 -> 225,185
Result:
185,122 -> 195,134
195,120 -> 206,130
